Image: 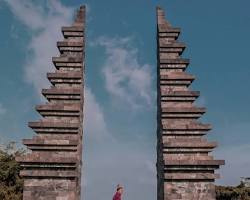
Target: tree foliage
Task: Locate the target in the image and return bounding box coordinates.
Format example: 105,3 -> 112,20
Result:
0,142 -> 24,200
216,184 -> 250,200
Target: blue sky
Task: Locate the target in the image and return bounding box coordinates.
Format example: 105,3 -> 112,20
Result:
0,0 -> 250,200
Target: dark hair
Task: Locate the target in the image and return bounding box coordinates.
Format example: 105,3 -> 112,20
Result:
116,185 -> 123,191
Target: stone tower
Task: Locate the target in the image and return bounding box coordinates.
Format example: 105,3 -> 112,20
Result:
156,7 -> 224,200
16,6 -> 86,200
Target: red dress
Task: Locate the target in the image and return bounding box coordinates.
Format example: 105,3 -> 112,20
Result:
112,192 -> 121,200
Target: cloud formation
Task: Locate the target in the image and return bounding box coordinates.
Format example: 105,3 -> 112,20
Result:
83,88 -> 156,200
3,0 -> 74,96
84,88 -> 110,142
92,37 -> 153,109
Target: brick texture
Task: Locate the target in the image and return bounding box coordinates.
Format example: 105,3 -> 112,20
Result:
16,5 -> 86,200
156,7 -> 224,200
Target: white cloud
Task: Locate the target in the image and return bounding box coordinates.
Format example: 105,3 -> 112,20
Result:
4,0 -> 45,30
84,88 -> 111,142
92,36 -> 153,109
3,0 -> 74,97
82,88 -> 156,200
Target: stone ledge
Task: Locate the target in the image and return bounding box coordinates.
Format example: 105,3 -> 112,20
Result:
163,148 -> 213,153
28,121 -> 79,129
57,41 -> 83,47
36,103 -> 81,112
163,141 -> 217,148
160,72 -> 195,80
42,87 -> 81,95
161,107 -> 206,114
158,32 -> 179,39
47,72 -> 82,85
63,31 -> 84,38
162,122 -> 212,131
158,25 -> 181,33
52,56 -> 82,64
164,160 -> 225,166
161,90 -> 200,97
47,72 -> 82,79
23,138 -> 78,146
16,153 -> 77,164
159,42 -> 186,49
62,26 -> 83,32
164,172 -> 219,180
20,170 -> 77,178
160,58 -> 189,65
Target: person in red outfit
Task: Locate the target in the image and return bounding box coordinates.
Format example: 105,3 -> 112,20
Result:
112,184 -> 124,200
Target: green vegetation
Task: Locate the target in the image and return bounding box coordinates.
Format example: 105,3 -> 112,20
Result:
216,184 -> 250,200
0,142 -> 24,200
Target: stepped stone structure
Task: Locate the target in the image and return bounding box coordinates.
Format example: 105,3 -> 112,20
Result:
156,7 -> 225,200
16,6 -> 86,200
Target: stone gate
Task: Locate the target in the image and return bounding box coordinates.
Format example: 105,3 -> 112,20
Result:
16,5 -> 86,200
16,5 -> 224,200
156,7 -> 224,200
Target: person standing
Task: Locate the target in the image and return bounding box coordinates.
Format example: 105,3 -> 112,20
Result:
112,184 -> 124,200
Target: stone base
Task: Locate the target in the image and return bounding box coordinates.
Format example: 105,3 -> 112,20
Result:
164,181 -> 215,200
23,179 -> 77,200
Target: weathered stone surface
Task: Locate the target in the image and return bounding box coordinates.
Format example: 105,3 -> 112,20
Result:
162,121 -> 212,131
159,58 -> 190,64
16,5 -> 86,200
156,7 -> 224,200
164,182 -> 216,200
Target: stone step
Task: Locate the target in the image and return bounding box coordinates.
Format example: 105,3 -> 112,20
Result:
158,25 -> 181,33
159,42 -> 186,54
163,137 -> 206,143
23,136 -> 78,152
163,148 -> 213,153
57,41 -> 83,47
28,121 -> 79,134
16,152 -> 77,164
164,159 -> 225,166
23,138 -> 78,145
61,25 -> 84,41
26,146 -> 78,151
158,32 -> 179,39
47,72 -> 82,85
159,58 -> 189,65
52,56 -> 83,70
162,122 -> 211,136
20,169 -> 77,178
164,165 -> 218,171
163,141 -> 217,148
161,90 -> 199,102
160,72 -> 195,86
62,26 -> 83,32
36,103 -> 80,117
161,106 -> 206,118
164,172 -> 219,180
42,87 -> 81,101
57,41 -> 84,53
